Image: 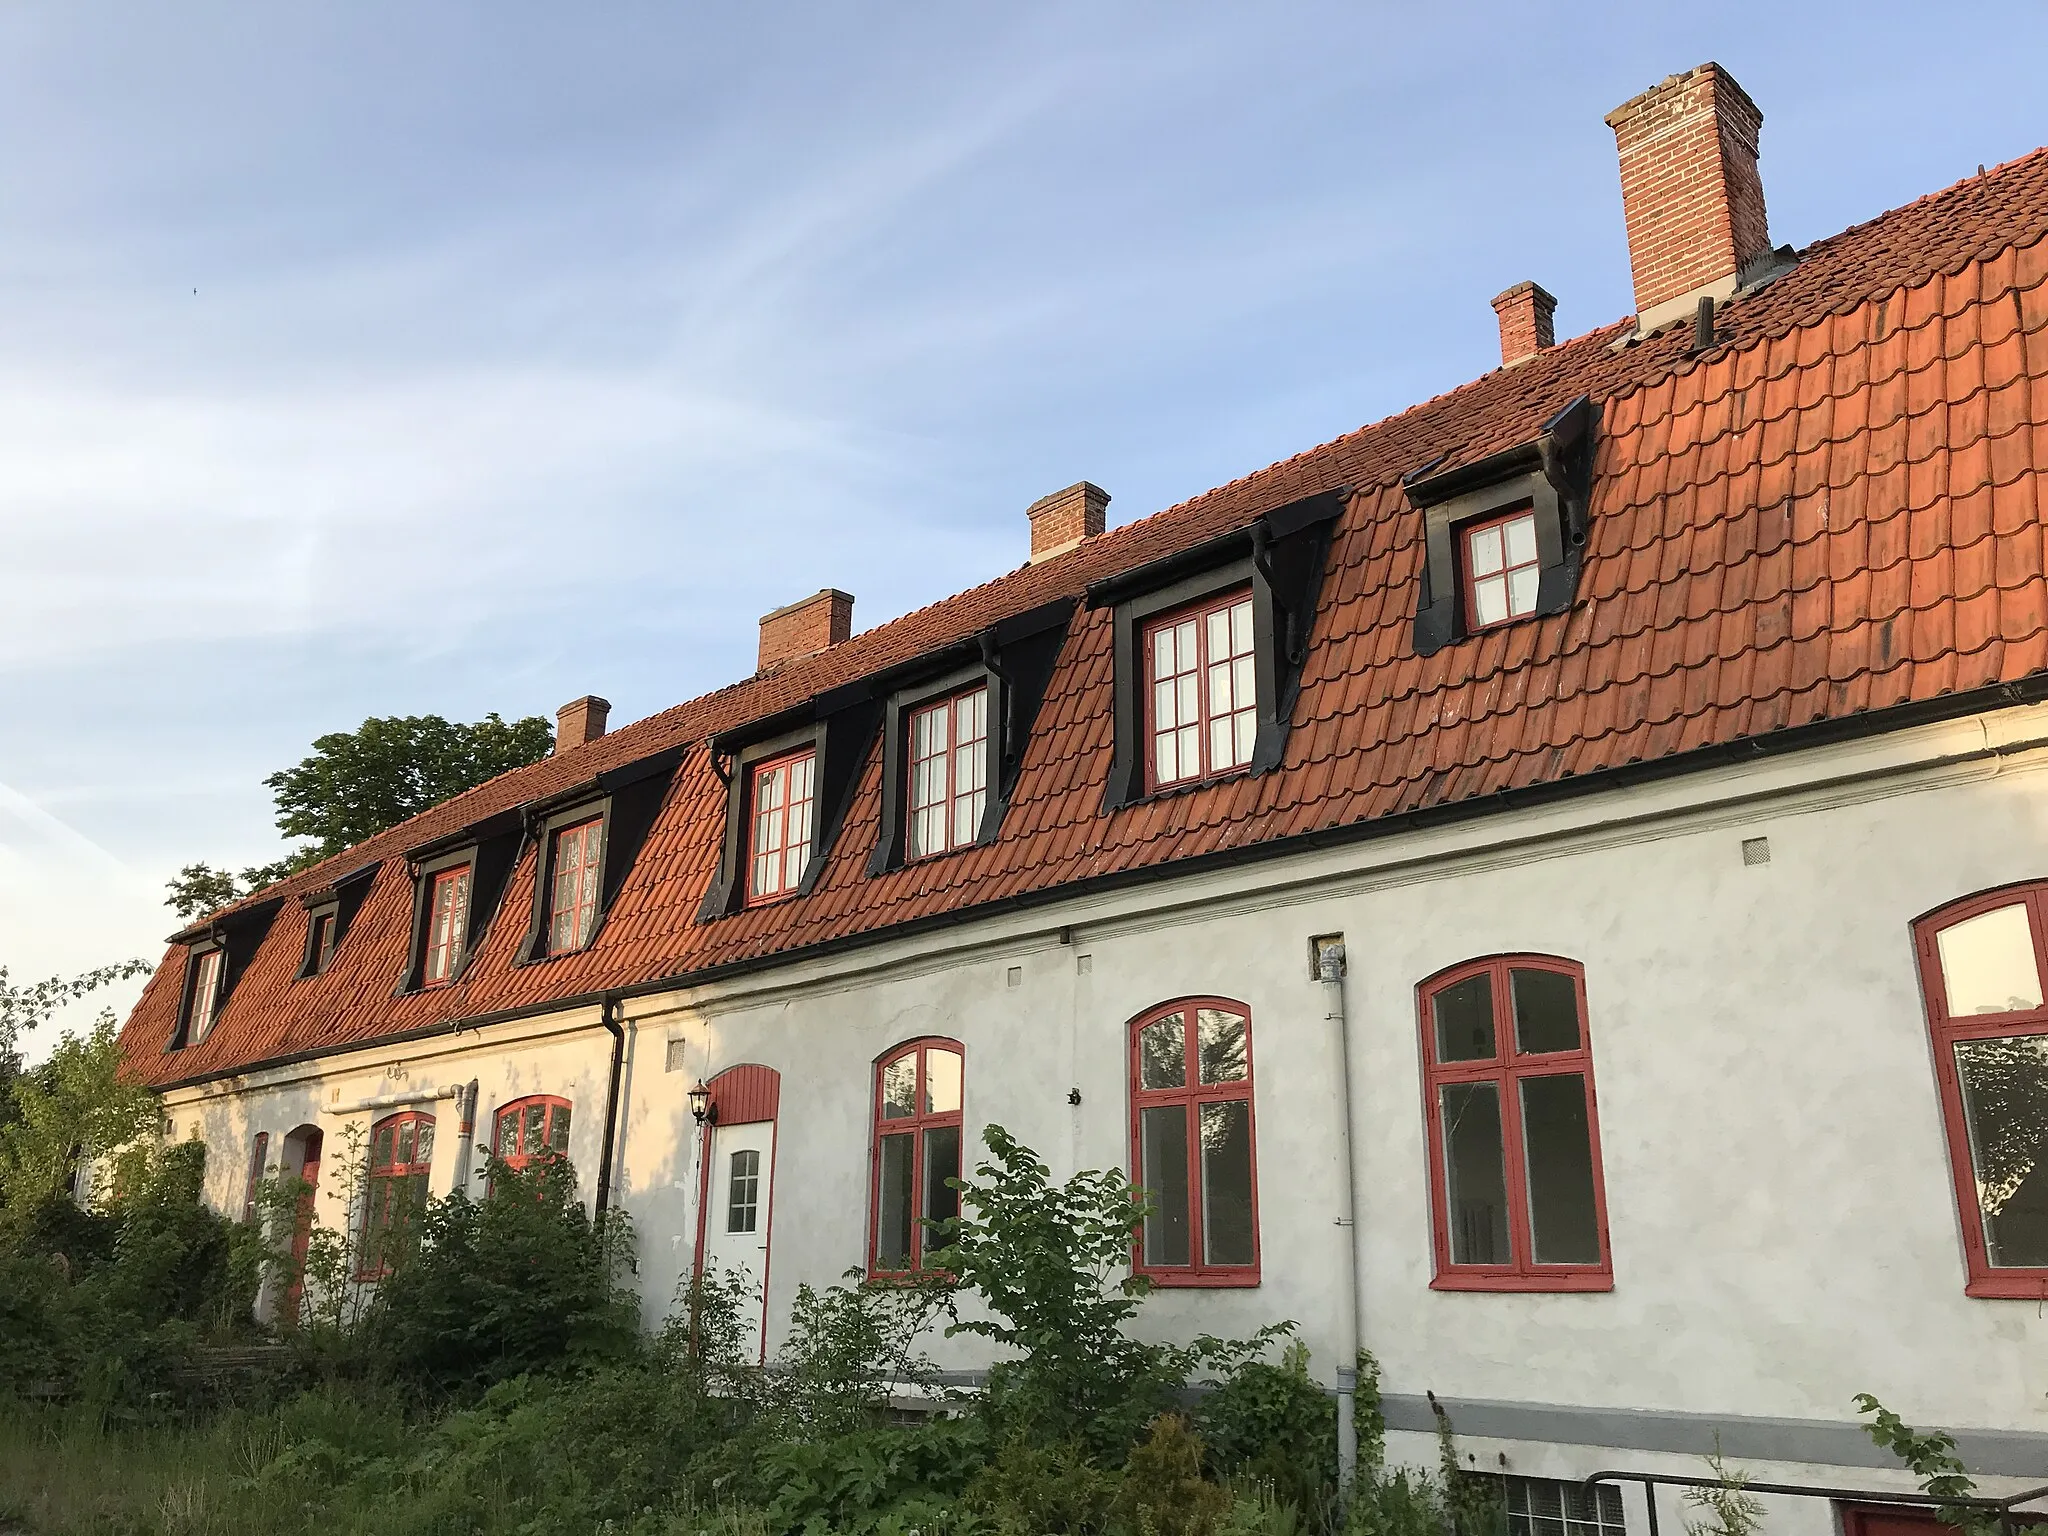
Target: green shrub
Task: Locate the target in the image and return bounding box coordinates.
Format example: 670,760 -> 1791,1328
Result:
965,1433 -> 1119,1535
1199,1341 -> 1337,1516
1116,1413 -> 1234,1536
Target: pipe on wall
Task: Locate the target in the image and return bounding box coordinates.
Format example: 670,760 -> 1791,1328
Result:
594,994 -> 626,1218
1320,940 -> 1362,1507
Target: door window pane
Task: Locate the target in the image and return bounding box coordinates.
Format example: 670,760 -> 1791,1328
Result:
1140,1104 -> 1191,1266
1521,1074 -> 1601,1263
1434,973 -> 1496,1061
923,1124 -> 961,1230
924,1047 -> 962,1114
1955,1035 -> 2048,1268
1197,1008 -> 1248,1083
1512,969 -> 1581,1054
1199,1100 -> 1254,1266
876,1132 -> 914,1269
727,1148 -> 760,1234
1441,1082 -> 1510,1264
1139,1014 -> 1187,1089
1938,905 -> 2044,1016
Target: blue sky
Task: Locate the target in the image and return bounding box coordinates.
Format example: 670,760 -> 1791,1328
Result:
4,2 -> 2045,1057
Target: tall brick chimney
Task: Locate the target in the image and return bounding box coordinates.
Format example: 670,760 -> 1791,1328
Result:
1026,482 -> 1109,563
555,695 -> 611,751
758,589 -> 853,672
1491,281 -> 1557,366
1606,63 -> 1771,332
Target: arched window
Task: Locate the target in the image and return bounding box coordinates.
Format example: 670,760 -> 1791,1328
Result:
494,1096 -> 573,1174
1417,956 -> 1611,1291
1913,881 -> 2048,1297
1128,998 -> 1259,1285
362,1110 -> 435,1278
870,1039 -> 963,1276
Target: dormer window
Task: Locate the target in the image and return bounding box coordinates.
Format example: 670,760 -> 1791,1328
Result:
1144,588 -> 1255,790
294,861 -> 379,983
423,865 -> 471,986
185,946 -> 224,1044
307,911 -> 338,974
908,687 -> 988,860
748,749 -> 816,905
548,818 -> 602,954
1463,505 -> 1541,630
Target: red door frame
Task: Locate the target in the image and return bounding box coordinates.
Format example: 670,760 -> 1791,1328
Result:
690,1064 -> 782,1363
283,1125 -> 323,1323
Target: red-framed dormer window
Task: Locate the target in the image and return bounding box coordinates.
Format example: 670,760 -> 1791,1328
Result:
494,1096 -> 572,1174
908,687 -> 988,860
548,819 -> 603,954
1144,588 -> 1255,791
362,1110 -> 435,1278
1418,955 -> 1612,1292
423,866 -> 471,986
1129,998 -> 1259,1286
1912,881 -> 2048,1297
186,947 -> 225,1045
747,749 -> 815,905
308,911 -> 337,974
870,1039 -> 963,1276
1463,506 -> 1540,630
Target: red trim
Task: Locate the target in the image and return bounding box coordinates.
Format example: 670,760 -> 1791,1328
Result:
1141,587 -> 1256,793
186,947 -> 224,1044
689,1063 -> 782,1364
1127,997 -> 1261,1287
867,1037 -> 965,1278
547,818 -> 604,954
1911,880 -> 2048,1299
360,1109 -> 436,1279
1841,1506 -> 1952,1536
309,911 -> 336,974
744,749 -> 817,906
283,1126 -> 322,1322
422,865 -> 471,986
492,1094 -> 573,1174
1459,504 -> 1541,633
1416,954 -> 1612,1292
906,686 -> 990,861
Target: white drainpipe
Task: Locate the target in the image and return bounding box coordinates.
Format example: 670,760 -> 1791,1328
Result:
1320,941 -> 1362,1506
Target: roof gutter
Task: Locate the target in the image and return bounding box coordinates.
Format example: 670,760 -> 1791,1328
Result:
146,673 -> 2048,1094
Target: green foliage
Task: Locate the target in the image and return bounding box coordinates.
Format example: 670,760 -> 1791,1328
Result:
1198,1341 -> 1337,1516
0,1008 -> 160,1211
1343,1466 -> 1448,1536
773,1266 -> 950,1436
1432,1397 -> 1507,1536
1114,1414 -> 1234,1536
1852,1395 -> 2042,1536
1683,1446 -> 1766,1536
965,1433 -> 1119,1535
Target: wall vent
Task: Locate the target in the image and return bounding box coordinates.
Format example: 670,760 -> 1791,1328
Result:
1741,836 -> 1771,866
664,1037 -> 689,1073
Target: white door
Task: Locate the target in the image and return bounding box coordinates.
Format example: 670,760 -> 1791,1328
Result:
700,1120 -> 774,1359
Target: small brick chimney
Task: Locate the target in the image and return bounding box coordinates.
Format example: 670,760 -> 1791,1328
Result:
1026,482 -> 1109,563
1606,62 -> 1771,332
1491,281 -> 1557,366
555,695 -> 611,751
758,589 -> 853,672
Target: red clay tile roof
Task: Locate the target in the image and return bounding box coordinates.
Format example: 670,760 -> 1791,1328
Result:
122,148 -> 2048,1087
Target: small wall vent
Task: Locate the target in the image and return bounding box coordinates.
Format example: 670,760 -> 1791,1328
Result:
664,1037 -> 690,1073
1741,836 -> 1771,867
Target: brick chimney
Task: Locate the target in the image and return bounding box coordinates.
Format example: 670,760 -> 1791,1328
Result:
758,589 -> 853,671
1026,482 -> 1109,563
1606,62 -> 1771,333
555,695 -> 611,750
1491,281 -> 1557,366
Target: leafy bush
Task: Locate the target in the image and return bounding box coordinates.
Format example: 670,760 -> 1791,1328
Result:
965,1434 -> 1119,1535
772,1266 -> 950,1437
1199,1341 -> 1337,1515
1115,1414 -> 1234,1536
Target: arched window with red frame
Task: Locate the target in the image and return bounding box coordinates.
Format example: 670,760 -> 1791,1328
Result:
1129,998 -> 1259,1286
870,1039 -> 963,1276
1912,880 -> 2048,1297
362,1110 -> 435,1278
494,1096 -> 573,1174
1417,955 -> 1611,1292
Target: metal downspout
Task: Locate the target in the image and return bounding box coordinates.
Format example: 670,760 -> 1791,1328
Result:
594,994 -> 626,1218
1321,942 -> 1362,1508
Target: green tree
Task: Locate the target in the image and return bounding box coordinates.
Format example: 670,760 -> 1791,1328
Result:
164,711 -> 554,918
0,1012 -> 160,1210
0,960 -> 153,1146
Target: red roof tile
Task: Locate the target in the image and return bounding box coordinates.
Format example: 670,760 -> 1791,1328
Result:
122,148 -> 2048,1087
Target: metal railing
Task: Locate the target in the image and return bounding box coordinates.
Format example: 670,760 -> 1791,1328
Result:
1585,1471 -> 2048,1536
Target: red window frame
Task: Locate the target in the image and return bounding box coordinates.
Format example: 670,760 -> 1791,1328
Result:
906,686 -> 990,861
746,749 -> 816,905
241,1131 -> 270,1223
187,947 -> 224,1044
307,911 -> 337,975
361,1110 -> 435,1279
1461,504 -> 1541,632
868,1038 -> 965,1278
422,865 -> 471,986
1127,997 -> 1261,1287
1911,880 -> 2048,1298
548,818 -> 604,954
1142,587 -> 1257,792
1417,955 -> 1612,1292
493,1095 -> 573,1175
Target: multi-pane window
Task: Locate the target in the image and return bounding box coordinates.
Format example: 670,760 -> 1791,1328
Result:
1419,956 -> 1611,1290
908,687 -> 989,860
423,866 -> 471,986
1506,1478 -> 1626,1536
493,1096 -> 572,1174
186,947 -> 225,1044
1913,882 -> 2048,1296
363,1111 -> 435,1278
548,818 -> 603,954
1464,508 -> 1541,629
308,911 -> 337,974
1130,999 -> 1259,1283
747,750 -> 816,904
1144,589 -> 1256,790
727,1148 -> 762,1234
871,1040 -> 964,1275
